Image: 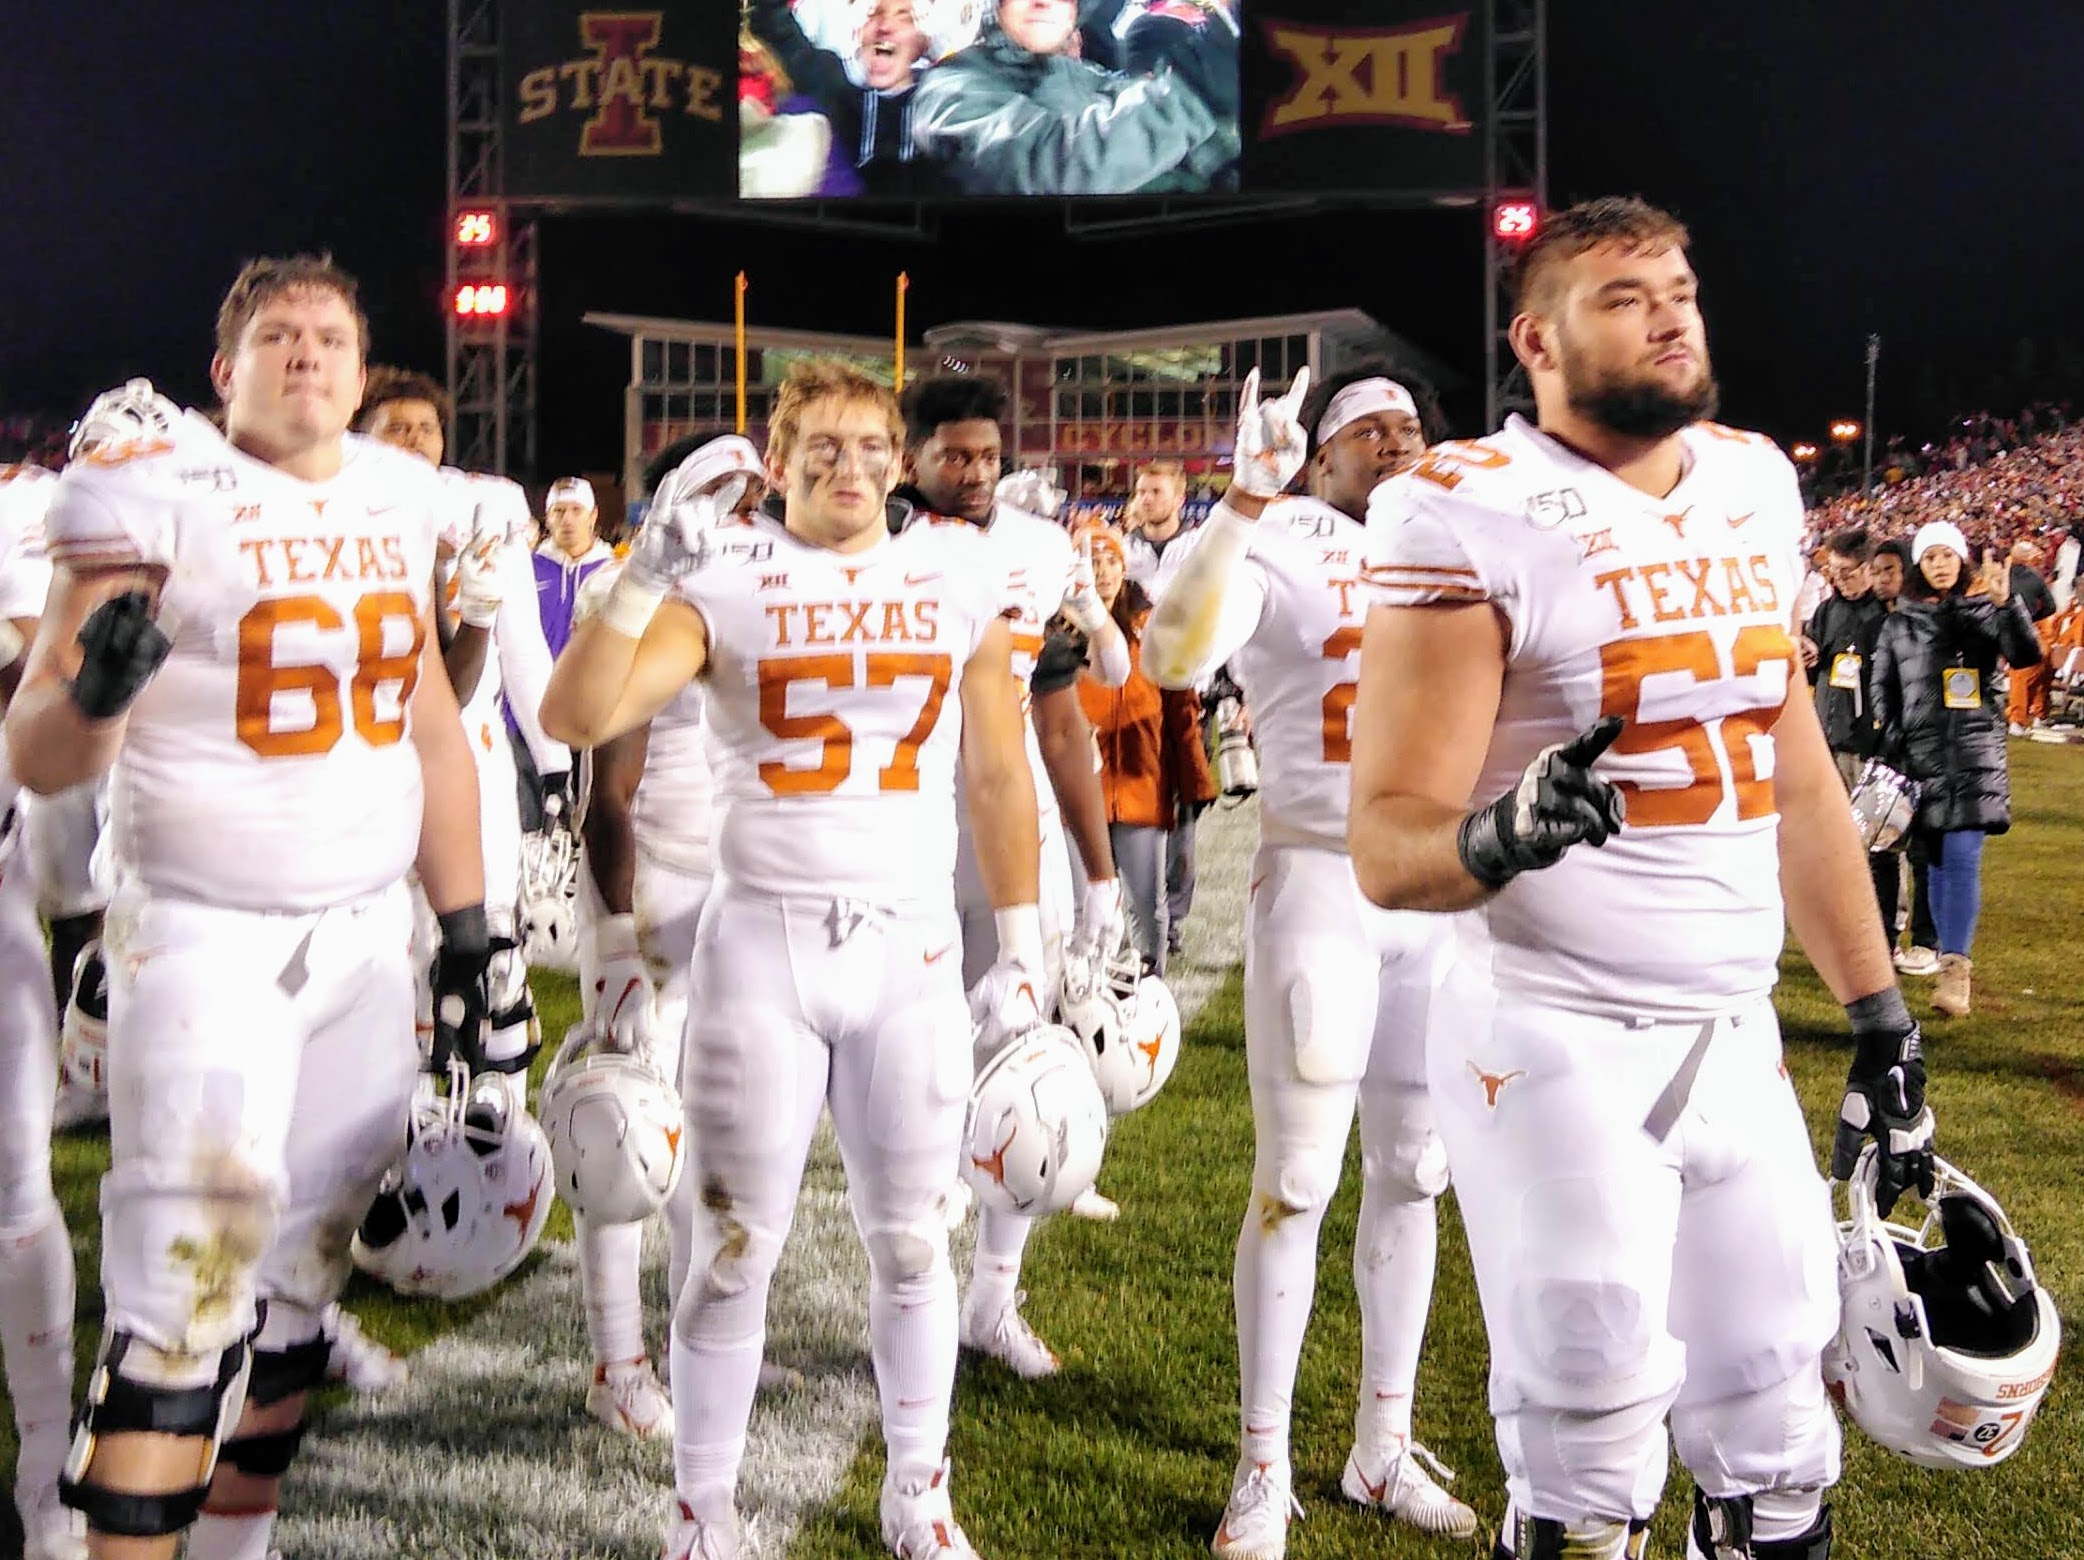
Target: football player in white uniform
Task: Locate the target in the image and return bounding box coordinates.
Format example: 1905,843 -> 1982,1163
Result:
1348,198 -> 1934,1560
894,373 -> 1131,1377
5,258 -> 494,1560
0,460 -> 83,1559
358,368 -> 571,1078
543,359 -> 1042,1560
564,433 -> 771,1439
1144,363 -> 1477,1556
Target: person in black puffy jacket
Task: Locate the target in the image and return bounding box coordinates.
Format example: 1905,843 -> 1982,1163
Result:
1869,520 -> 2043,1017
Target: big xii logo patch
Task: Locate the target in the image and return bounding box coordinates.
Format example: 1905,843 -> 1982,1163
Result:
514,11 -> 726,156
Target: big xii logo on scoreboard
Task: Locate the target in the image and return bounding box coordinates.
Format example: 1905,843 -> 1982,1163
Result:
500,2 -> 1485,204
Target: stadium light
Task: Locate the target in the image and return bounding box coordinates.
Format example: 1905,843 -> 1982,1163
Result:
454,284 -> 510,319
1829,419 -> 1862,444
1791,442 -> 1819,462
1492,200 -> 1539,244
455,210 -> 498,247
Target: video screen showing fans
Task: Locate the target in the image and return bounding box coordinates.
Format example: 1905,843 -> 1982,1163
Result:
739,0 -> 1243,200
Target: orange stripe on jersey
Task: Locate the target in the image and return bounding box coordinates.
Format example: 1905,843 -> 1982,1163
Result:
1011,632 -> 1046,657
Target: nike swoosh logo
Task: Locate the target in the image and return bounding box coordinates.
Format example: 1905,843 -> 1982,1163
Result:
905,573 -> 941,586
923,941 -> 956,965
1727,512 -> 1755,529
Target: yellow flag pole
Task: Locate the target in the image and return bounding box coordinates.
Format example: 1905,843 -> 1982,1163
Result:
734,272 -> 749,434
895,273 -> 910,393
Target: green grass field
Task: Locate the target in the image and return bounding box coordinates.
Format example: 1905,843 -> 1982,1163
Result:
7,744 -> 2083,1559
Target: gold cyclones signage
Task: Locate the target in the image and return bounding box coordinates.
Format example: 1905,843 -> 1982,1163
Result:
503,2 -> 738,200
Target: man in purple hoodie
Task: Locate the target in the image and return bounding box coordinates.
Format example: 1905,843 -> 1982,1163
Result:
534,476 -> 618,656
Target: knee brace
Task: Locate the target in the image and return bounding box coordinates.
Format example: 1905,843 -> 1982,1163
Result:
217,1303 -> 330,1481
864,1221 -> 947,1290
1499,1509 -> 1649,1560
1688,1490 -> 1833,1559
60,1328 -> 253,1537
483,936 -> 541,1075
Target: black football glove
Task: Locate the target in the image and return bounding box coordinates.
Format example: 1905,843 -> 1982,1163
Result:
539,769 -> 573,830
1457,715 -> 1628,892
70,591 -> 171,719
428,904 -> 493,1075
1831,986 -> 1936,1217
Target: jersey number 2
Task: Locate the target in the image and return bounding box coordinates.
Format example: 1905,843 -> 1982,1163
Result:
236,592 -> 425,759
757,652 -> 954,795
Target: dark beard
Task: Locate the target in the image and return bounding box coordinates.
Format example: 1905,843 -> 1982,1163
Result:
1565,363 -> 1720,441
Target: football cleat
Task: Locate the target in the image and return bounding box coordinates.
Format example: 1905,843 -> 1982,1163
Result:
540,1018 -> 686,1226
587,1356 -> 672,1439
960,1290 -> 1060,1380
352,1061 -> 554,1300
1059,947 -> 1181,1115
1340,1438 -> 1477,1538
661,1501 -> 740,1560
961,1026 -> 1108,1217
1211,1458 -> 1301,1560
881,1460 -> 981,1559
1824,1146 -> 2060,1469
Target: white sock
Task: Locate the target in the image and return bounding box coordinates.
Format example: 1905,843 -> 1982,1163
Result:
186,1510 -> 277,1560
0,1205 -> 76,1495
577,1216 -> 648,1366
1353,1191 -> 1438,1452
964,1207 -> 1030,1323
668,1321 -> 759,1522
870,1246 -> 956,1485
1233,1186 -> 1331,1471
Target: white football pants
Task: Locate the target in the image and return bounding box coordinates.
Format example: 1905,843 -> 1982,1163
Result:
1235,844 -> 1450,1468
669,887 -> 970,1522
98,878 -> 419,1358
1431,969 -> 1841,1526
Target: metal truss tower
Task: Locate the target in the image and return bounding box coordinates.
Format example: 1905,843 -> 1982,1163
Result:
447,0 -> 540,480
1483,0 -> 1547,431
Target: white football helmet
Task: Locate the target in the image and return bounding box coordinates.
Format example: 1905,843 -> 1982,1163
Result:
352,1065 -> 555,1301
1823,1146 -> 2060,1469
519,827 -> 581,974
539,1020 -> 686,1227
1849,758 -> 1919,852
1059,949 -> 1182,1115
962,1025 -> 1109,1217
53,940 -> 110,1131
69,378 -> 182,461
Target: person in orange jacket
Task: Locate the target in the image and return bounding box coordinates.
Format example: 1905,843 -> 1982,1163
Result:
1075,523 -> 1217,972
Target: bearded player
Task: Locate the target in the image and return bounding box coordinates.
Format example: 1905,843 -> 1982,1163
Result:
6,258 -> 493,1560
543,359 -> 1043,1560
1349,197 -> 1934,1560
1143,363 -> 1475,1557
894,372 -> 1131,1377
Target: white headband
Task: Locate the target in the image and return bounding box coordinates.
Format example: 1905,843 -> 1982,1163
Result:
1315,378 -> 1418,447
547,476 -> 596,511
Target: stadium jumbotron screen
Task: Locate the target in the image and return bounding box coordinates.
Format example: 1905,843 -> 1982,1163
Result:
500,0 -> 1485,206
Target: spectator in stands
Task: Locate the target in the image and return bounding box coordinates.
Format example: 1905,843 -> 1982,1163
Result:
1120,457 -> 1208,957
2006,537 -> 2060,731
1870,521 -> 2043,1017
911,0 -> 1241,195
1800,526 -> 1886,788
534,476 -> 615,656
1077,523 -> 1215,972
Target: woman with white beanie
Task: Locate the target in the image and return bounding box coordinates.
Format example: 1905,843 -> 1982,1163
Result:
1869,520 -> 2043,1016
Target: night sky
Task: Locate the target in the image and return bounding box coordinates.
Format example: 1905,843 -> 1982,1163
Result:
4,2 -> 2078,477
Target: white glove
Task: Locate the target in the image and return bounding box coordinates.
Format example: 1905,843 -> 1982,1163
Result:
997,467 -> 1066,520
968,956 -> 1047,1063
623,434 -> 767,596
454,512 -> 506,629
1230,366 -> 1312,499
589,914 -> 658,1057
70,378 -> 182,461
1068,878 -> 1127,967
1061,529 -> 1111,637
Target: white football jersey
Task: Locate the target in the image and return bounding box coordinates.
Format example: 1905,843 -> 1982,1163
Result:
630,680 -> 715,874
0,463 -> 56,623
42,416 -> 443,911
1363,415 -> 1806,1019
973,503 -> 1078,815
677,512 -> 1006,906
1183,496 -> 1372,847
